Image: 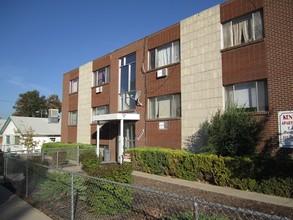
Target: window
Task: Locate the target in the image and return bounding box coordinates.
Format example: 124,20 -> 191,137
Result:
148,94 -> 181,119
69,78 -> 78,94
222,11 -> 263,49
93,66 -> 110,86
6,135 -> 10,145
92,105 -> 109,121
69,111 -> 78,125
225,80 -> 268,111
120,53 -> 136,111
149,40 -> 180,69
14,136 -> 20,145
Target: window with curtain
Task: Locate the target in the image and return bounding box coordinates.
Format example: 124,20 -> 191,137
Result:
225,80 -> 268,111
69,111 -> 78,125
94,66 -> 110,86
222,10 -> 263,49
148,94 -> 181,119
69,78 -> 78,94
149,40 -> 180,69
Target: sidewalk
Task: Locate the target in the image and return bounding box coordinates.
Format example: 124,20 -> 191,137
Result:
0,177 -> 52,220
133,171 -> 293,208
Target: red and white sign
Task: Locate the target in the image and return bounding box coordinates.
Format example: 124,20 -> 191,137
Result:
278,111 -> 293,148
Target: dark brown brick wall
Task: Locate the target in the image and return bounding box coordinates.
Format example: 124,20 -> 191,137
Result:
147,23 -> 180,50
220,0 -> 264,22
222,41 -> 267,85
61,68 -> 79,143
92,54 -> 111,71
91,84 -> 110,107
221,0 -> 293,154
264,0 -> 293,143
145,23 -> 181,148
87,24 -> 182,151
146,119 -> 181,149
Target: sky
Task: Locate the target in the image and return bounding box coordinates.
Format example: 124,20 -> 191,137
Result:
0,0 -> 223,119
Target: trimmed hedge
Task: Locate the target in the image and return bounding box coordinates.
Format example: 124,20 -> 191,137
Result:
42,142 -> 94,150
128,147 -> 293,198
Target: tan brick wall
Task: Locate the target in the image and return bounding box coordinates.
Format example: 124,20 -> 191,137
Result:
180,5 -> 223,148
77,62 -> 92,144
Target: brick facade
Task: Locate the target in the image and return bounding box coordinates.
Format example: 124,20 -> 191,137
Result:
264,0 -> 293,155
61,0 -> 292,160
61,68 -> 79,143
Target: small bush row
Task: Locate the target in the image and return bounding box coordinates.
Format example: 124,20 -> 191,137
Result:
128,147 -> 293,198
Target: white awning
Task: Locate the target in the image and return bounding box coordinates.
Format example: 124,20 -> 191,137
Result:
93,113 -> 140,122
94,113 -> 140,164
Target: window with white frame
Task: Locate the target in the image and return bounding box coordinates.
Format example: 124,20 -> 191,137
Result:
225,80 -> 268,111
120,53 -> 136,111
69,78 -> 78,94
92,105 -> 109,122
93,66 -> 110,86
68,111 -> 78,125
222,10 -> 263,49
149,40 -> 180,70
148,94 -> 181,119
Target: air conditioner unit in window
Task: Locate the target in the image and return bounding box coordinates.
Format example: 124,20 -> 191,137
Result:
156,68 -> 168,78
96,86 -> 103,93
49,109 -> 59,117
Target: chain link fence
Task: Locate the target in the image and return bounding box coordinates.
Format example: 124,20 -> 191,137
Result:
2,154 -> 290,220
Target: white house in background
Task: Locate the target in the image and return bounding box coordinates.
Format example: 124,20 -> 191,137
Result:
0,119 -> 6,145
0,115 -> 61,152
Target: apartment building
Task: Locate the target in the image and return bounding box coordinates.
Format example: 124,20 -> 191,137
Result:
61,0 -> 293,162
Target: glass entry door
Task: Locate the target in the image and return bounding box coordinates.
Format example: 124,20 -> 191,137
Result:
124,122 -> 135,150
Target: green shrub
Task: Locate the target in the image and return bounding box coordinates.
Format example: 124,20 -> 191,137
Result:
257,177 -> 293,198
85,163 -> 133,216
79,149 -> 101,172
203,105 -> 266,157
36,172 -> 86,202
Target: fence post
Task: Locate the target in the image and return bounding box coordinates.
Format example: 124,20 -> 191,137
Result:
76,146 -> 79,166
57,151 -> 59,168
71,173 -> 74,220
193,199 -> 199,220
25,161 -> 28,198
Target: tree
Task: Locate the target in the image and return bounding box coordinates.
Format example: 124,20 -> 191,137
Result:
13,90 -> 61,117
13,90 -> 47,117
46,94 -> 62,113
15,126 -> 39,154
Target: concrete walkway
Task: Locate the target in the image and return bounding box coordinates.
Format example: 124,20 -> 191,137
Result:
133,171 -> 293,208
0,177 -> 52,220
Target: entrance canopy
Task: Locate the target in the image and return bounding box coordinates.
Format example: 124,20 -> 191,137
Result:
93,113 -> 140,164
93,113 -> 140,122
